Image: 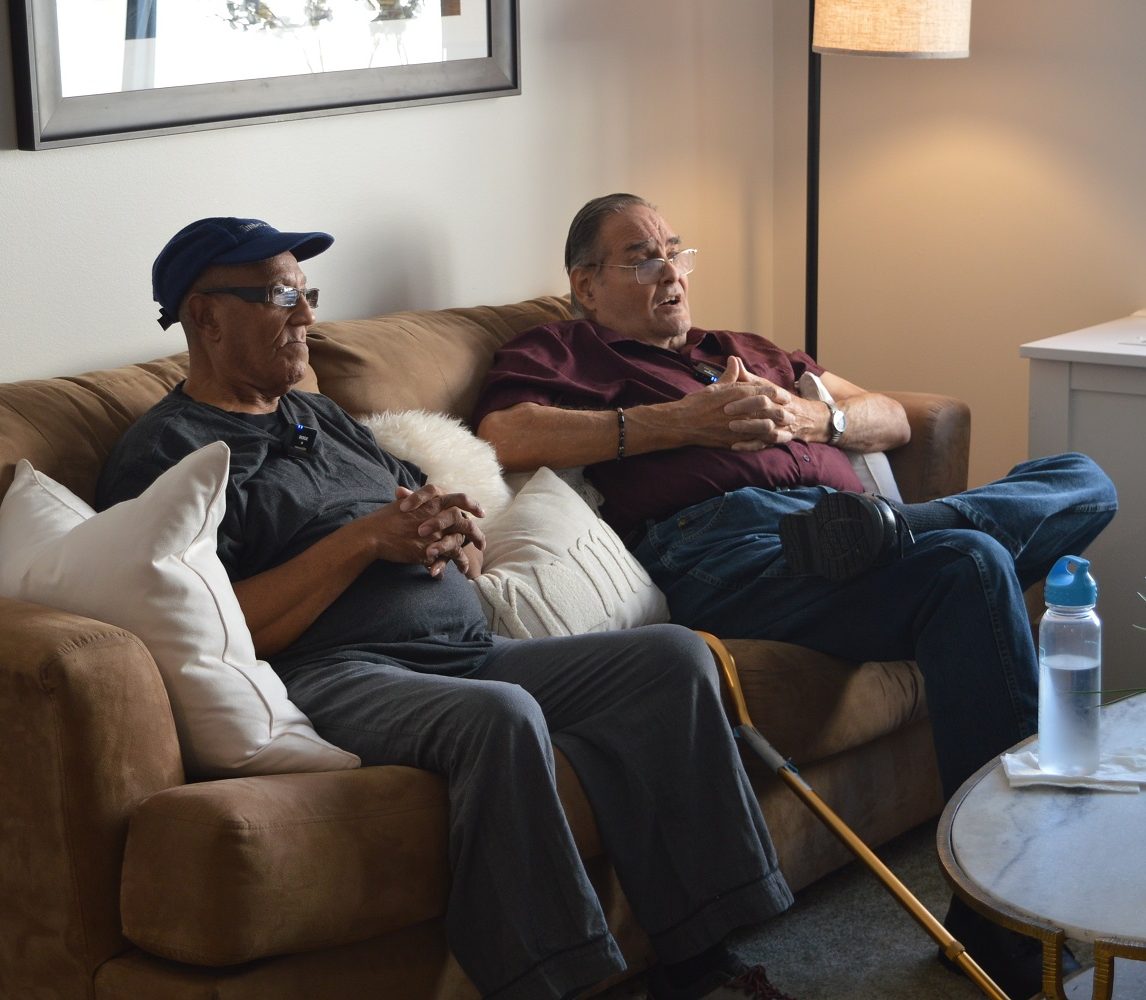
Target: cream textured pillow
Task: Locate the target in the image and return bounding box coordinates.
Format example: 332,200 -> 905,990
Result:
474,467 -> 670,639
0,442 -> 359,778
361,408 -> 513,520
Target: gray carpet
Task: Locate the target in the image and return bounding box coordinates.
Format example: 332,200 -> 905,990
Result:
598,819 -> 1095,1000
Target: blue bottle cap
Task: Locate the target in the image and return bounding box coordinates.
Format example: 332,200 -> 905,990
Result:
1044,554 -> 1098,607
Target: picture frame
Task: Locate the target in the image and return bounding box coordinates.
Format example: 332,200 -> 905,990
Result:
8,0 -> 519,151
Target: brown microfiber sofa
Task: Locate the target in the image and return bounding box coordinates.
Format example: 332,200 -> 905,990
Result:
0,294 -> 968,1000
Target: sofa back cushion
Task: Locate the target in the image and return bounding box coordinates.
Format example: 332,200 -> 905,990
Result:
305,295 -> 573,420
0,295 -> 572,508
0,354 -> 189,506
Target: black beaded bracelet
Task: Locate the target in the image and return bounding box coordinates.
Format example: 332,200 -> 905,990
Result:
616,407 -> 626,460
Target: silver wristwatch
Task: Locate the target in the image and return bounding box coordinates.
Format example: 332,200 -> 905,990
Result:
825,401 -> 847,446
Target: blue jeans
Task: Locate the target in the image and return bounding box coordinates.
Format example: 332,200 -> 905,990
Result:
633,453 -> 1117,798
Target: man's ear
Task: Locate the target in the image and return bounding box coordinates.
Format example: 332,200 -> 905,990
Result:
183,291 -> 222,341
569,265 -> 598,317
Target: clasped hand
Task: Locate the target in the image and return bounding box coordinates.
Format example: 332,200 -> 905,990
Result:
684,356 -> 822,451
370,484 -> 486,579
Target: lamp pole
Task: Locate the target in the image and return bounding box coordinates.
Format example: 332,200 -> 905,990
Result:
805,0 -> 822,359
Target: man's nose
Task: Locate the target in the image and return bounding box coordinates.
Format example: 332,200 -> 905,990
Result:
292,298 -> 318,324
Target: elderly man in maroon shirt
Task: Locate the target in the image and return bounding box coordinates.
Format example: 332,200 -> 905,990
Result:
474,196 -> 909,542
473,193 -> 1116,1000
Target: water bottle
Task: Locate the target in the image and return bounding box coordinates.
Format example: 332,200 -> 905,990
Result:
1037,555 -> 1101,775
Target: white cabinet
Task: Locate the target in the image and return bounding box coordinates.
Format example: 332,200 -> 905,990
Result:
1021,316 -> 1146,697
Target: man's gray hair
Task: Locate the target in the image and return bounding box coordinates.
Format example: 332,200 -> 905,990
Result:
564,193 -> 654,315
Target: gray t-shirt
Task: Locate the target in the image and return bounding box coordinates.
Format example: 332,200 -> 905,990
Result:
96,385 -> 493,677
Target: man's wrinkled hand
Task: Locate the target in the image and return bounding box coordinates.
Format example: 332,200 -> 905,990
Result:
395,484 -> 485,578
718,357 -> 824,449
664,357 -> 798,451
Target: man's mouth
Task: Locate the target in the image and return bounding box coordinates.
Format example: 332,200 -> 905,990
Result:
656,294 -> 682,309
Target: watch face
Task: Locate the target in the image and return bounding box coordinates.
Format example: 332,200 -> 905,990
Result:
828,404 -> 846,444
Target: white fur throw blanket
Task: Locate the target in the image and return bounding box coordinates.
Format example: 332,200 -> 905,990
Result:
360,409 -> 514,521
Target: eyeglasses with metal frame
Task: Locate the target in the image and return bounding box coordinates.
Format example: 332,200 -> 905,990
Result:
595,248 -> 699,285
198,284 -> 320,309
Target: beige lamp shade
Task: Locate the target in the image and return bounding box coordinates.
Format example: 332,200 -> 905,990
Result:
813,0 -> 971,58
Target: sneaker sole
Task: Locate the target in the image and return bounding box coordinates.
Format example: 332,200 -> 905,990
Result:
779,493 -> 892,581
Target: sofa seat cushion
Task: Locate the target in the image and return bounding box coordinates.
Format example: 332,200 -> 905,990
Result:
725,639 -> 928,765
121,752 -> 601,967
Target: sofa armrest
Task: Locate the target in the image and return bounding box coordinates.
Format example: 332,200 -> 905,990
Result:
882,391 -> 971,503
0,597 -> 184,997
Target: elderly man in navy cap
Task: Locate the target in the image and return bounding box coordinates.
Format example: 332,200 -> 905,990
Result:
95,218 -> 802,1000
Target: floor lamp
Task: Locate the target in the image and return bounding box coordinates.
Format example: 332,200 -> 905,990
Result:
805,0 -> 972,358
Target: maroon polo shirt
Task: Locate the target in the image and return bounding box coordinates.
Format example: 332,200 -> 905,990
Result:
473,319 -> 864,538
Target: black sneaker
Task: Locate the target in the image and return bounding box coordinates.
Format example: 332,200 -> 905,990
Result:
646,961 -> 797,1000
723,965 -> 799,999
939,896 -> 1080,1000
779,492 -> 913,581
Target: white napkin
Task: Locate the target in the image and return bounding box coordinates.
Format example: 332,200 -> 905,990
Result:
1001,747 -> 1146,792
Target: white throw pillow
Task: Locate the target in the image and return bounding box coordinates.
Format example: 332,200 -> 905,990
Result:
362,408 -> 513,520
505,466 -> 606,513
0,442 -> 359,778
474,467 -> 670,639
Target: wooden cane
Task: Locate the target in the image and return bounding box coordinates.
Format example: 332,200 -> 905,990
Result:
696,631 -> 1012,1000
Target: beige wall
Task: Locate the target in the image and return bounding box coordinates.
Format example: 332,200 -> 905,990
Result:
773,1 -> 1146,485
0,3 -> 772,383
4,3 -> 1146,489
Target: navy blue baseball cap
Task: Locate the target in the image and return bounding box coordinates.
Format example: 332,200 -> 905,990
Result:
152,217 -> 334,329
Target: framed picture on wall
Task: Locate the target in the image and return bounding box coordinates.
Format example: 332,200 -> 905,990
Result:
9,0 -> 519,150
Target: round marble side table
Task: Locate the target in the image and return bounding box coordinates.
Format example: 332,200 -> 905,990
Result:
937,693 -> 1146,1000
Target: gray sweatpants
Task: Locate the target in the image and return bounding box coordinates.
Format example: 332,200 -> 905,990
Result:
284,624 -> 793,1000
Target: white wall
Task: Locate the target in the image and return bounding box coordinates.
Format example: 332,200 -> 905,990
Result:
0,3 -> 772,382
7,2 -> 1146,492
773,1 -> 1146,486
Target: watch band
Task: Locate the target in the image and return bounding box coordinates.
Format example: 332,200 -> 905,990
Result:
825,400 -> 846,446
